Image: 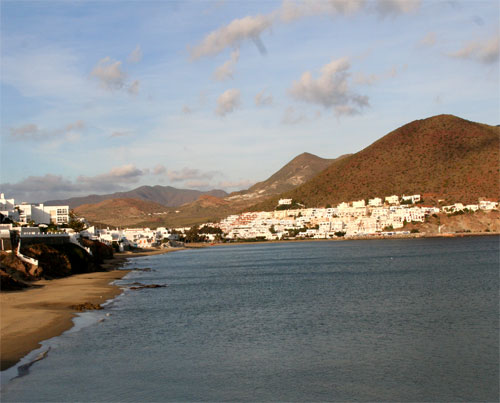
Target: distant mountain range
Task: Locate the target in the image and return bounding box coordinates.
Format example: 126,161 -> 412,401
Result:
254,114 -> 499,210
45,186 -> 228,209
69,114 -> 499,228
70,152 -> 338,227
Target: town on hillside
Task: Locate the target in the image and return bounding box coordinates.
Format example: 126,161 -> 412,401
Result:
1,192 -> 498,256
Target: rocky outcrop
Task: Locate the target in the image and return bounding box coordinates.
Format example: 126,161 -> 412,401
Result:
1,240 -> 115,291
79,238 -> 113,262
20,244 -> 72,279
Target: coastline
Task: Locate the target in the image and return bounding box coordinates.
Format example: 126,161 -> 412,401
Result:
212,231 -> 500,247
0,247 -> 183,372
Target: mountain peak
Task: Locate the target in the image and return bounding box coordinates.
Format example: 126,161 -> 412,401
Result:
253,115 -> 499,209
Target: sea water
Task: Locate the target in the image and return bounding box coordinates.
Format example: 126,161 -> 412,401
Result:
1,237 -> 498,402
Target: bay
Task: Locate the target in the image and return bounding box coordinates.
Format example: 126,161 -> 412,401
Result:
1,237 -> 498,402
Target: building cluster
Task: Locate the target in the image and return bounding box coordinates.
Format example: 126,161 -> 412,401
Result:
214,195 -> 498,240
0,193 -> 69,225
82,226 -> 179,251
1,191 -> 498,250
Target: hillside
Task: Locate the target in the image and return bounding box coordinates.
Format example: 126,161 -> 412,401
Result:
45,185 -> 228,209
253,115 -> 499,210
74,198 -> 171,227
229,152 -> 346,201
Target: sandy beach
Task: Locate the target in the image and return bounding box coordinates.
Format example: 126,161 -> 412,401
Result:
0,247 -> 183,371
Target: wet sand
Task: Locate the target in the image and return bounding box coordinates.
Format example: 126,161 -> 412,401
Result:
0,247 -> 183,371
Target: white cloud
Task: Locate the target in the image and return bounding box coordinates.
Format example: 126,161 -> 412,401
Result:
9,120 -> 85,141
1,165 -> 146,202
0,163 -> 179,202
152,164 -> 167,175
189,14 -> 273,59
255,89 -> 273,106
0,174 -> 78,203
289,57 -> 369,114
91,56 -> 127,90
448,33 -> 500,64
188,0 -> 421,62
167,168 -> 220,182
216,88 -> 241,116
127,45 -> 143,63
76,164 -> 145,191
213,49 -> 240,81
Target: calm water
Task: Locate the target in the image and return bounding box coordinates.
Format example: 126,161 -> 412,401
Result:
1,237 -> 499,402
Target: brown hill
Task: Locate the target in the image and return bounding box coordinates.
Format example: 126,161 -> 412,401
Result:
228,152 -> 346,202
74,198 -> 170,227
45,185 -> 228,209
253,114 -> 499,210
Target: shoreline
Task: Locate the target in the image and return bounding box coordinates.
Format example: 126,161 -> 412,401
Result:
211,231 -> 500,247
0,247 -> 183,372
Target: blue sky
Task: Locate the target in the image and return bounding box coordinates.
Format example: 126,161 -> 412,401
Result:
1,0 -> 498,202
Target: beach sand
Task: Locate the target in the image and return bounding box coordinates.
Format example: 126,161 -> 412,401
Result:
0,247 -> 183,371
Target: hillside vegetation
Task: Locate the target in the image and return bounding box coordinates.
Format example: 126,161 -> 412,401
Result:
254,115 -> 499,210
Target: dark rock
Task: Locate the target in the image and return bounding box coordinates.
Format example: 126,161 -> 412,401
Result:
131,267 -> 153,272
129,283 -> 168,290
0,270 -> 30,291
70,302 -> 103,311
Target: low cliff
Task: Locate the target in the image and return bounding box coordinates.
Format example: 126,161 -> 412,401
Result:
0,240 -> 114,291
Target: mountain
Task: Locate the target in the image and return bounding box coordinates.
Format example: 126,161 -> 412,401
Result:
74,198 -> 171,228
70,152 -> 341,228
228,152 -> 347,202
45,185 -> 228,209
253,115 -> 500,210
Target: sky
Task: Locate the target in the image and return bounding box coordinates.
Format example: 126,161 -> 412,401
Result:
1,0 -> 499,203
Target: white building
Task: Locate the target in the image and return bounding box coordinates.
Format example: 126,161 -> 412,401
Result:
401,194 -> 421,204
385,195 -> 399,205
479,200 -> 499,210
13,202 -> 69,225
278,198 -> 292,206
0,193 -> 20,221
368,197 -> 383,207
352,200 -> 366,208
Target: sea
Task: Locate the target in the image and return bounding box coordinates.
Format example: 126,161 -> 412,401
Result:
1,236 -> 499,402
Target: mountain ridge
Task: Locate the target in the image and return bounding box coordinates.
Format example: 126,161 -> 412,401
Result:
45,185 -> 228,209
